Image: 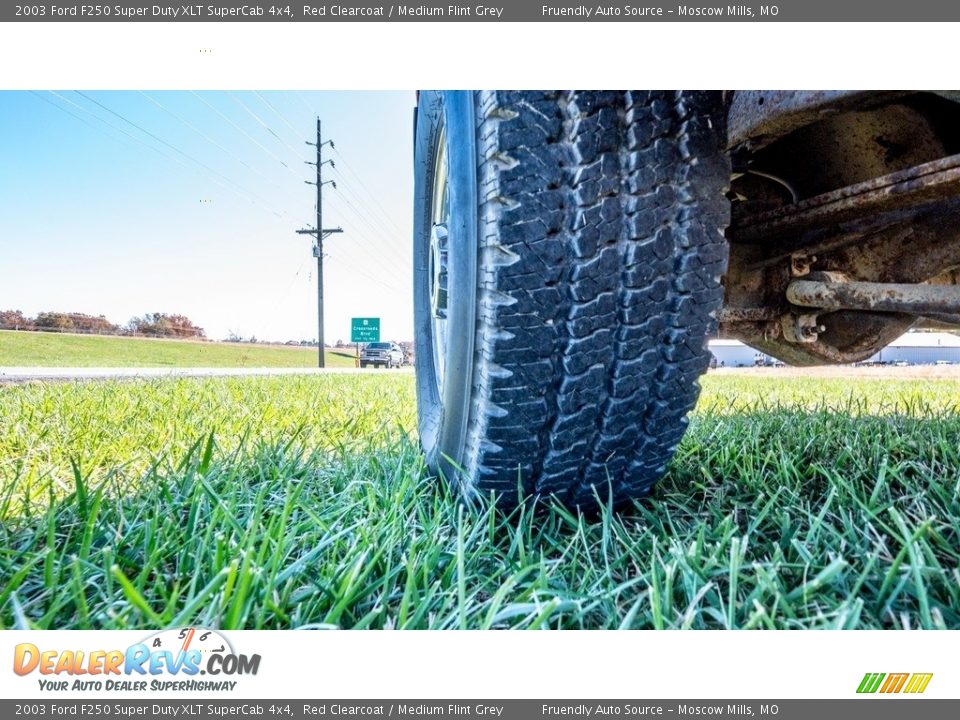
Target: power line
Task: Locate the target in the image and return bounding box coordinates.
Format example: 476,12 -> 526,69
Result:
253,91 -> 304,140
45,91 -> 281,222
31,91 -> 137,151
74,91 -> 284,216
312,174 -> 413,281
229,92 -> 304,161
44,91 -> 172,161
323,221 -> 412,293
329,171 -> 403,242
137,91 -> 287,197
294,202 -> 407,292
189,91 -> 298,175
130,93 -> 292,218
295,92 -> 319,119
324,254 -> 406,295
325,186 -> 411,271
333,147 -> 406,236
256,257 -> 310,333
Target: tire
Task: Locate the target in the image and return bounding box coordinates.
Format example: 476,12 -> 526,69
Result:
360,362 -> 367,369
414,91 -> 730,508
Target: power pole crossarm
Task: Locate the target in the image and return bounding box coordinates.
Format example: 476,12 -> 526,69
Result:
296,117 -> 342,369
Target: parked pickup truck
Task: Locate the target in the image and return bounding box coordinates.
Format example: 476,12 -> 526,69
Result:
360,341 -> 404,369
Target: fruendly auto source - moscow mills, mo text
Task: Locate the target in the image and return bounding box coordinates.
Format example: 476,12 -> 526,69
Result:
542,4 -> 778,17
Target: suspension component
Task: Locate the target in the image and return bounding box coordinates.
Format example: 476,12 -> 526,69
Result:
787,273 -> 960,316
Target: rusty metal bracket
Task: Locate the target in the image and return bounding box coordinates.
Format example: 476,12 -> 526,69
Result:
789,253 -> 816,277
780,312 -> 823,344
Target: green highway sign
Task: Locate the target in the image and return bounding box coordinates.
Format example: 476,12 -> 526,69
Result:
351,317 -> 380,343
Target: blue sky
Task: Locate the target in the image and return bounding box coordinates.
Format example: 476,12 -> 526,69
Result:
0,91 -> 413,342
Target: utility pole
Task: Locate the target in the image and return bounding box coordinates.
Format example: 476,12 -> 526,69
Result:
297,117 -> 342,368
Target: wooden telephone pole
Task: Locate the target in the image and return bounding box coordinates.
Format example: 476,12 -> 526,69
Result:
296,118 -> 342,368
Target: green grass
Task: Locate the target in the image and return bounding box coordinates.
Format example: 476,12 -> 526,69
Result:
0,329 -> 357,368
1,374 -> 958,629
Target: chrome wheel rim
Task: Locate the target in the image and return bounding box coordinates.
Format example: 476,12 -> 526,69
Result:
430,126 -> 450,392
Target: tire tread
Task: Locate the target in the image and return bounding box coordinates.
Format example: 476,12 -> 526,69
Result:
462,90 -> 730,507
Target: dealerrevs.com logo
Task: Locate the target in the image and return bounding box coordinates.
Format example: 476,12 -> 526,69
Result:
13,627 -> 261,693
857,673 -> 933,694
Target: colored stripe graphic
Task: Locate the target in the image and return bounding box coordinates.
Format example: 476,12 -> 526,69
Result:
881,673 -> 909,693
857,672 -> 932,694
857,673 -> 885,693
904,673 -> 934,694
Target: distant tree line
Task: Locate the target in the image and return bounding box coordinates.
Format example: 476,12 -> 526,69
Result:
0,310 -> 205,339
226,331 -> 319,346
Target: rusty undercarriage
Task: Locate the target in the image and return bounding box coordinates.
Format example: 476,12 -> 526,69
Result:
721,90 -> 960,365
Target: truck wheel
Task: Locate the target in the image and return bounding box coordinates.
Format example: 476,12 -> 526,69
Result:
413,91 -> 730,508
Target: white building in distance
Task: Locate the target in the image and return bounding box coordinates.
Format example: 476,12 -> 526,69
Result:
708,332 -> 960,367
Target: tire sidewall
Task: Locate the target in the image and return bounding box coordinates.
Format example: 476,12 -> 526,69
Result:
413,91 -> 478,485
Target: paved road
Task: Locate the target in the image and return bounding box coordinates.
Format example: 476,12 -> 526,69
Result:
0,366 -> 414,382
